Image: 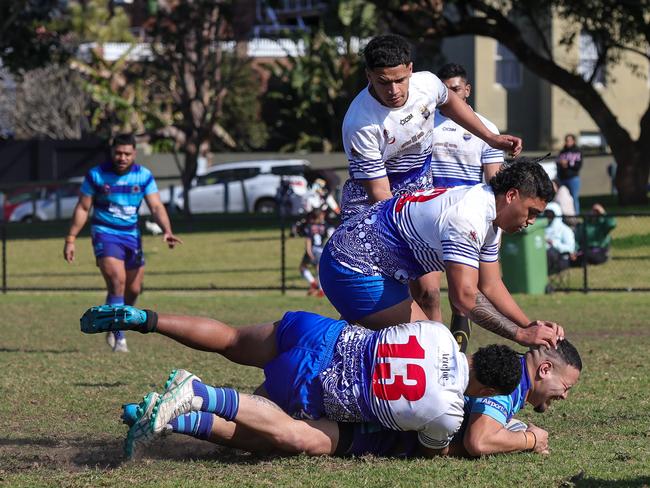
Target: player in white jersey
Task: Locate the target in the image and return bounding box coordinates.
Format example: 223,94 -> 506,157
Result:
340,35 -> 522,223
413,63 -> 505,351
320,160 -> 564,350
81,306 -> 522,457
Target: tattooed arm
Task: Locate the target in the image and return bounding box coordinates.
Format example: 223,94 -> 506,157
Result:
446,262 -> 562,347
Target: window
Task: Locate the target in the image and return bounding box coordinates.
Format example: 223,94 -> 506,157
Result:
495,43 -> 522,89
270,165 -> 306,176
578,31 -> 606,85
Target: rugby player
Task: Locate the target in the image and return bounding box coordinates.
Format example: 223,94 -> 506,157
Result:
319,160 -> 564,349
79,306 -> 521,458
412,62 -> 505,351
64,133 -> 181,352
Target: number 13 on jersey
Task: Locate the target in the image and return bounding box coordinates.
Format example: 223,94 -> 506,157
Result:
372,335 -> 427,401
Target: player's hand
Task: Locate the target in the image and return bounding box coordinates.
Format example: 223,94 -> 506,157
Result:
526,423 -> 549,455
489,134 -> 523,158
529,319 -> 564,346
63,242 -> 75,263
163,232 -> 183,249
514,322 -> 561,348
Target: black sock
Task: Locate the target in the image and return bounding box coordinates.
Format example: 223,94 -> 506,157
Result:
143,309 -> 158,333
451,313 -> 471,353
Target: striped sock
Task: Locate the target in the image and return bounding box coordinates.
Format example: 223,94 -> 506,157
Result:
192,381 -> 239,421
169,411 -> 214,440
106,294 -> 125,341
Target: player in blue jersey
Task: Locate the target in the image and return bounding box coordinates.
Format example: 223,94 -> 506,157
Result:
64,133 -> 181,352
79,305 -> 522,458
411,63 -> 506,351
320,160 -> 564,350
92,306 -> 580,459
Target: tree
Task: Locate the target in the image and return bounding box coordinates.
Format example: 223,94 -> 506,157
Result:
145,0 -> 264,214
0,0 -> 72,75
376,0 -> 650,205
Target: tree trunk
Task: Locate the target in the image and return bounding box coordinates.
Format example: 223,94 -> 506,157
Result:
182,145 -> 199,217
614,145 -> 650,205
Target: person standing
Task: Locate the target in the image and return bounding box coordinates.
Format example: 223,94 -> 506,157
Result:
411,62 -> 505,351
64,133 -> 181,352
556,134 -> 583,214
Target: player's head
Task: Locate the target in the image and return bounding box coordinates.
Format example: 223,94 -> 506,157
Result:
437,63 -> 471,102
527,339 -> 582,413
363,34 -> 413,108
469,344 -> 522,396
564,133 -> 577,147
489,160 -> 555,233
111,133 -> 137,174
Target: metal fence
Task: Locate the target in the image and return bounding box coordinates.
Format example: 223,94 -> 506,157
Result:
1,211 -> 649,294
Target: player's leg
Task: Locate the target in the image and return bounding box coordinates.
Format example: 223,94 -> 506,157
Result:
356,297 -> 428,330
409,271 -> 443,322
300,254 -> 318,295
97,256 -> 128,350
124,264 -> 144,306
81,304 -> 280,368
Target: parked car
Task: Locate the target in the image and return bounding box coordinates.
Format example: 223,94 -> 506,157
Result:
171,159 -> 310,215
8,178 -> 83,222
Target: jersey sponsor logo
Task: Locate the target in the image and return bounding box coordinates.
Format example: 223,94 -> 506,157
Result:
477,397 -> 509,416
442,127 -> 456,132
439,351 -> 452,386
383,128 -> 396,144
463,132 -> 472,141
420,105 -> 431,120
400,113 -> 413,126
468,230 -> 478,243
400,130 -> 425,149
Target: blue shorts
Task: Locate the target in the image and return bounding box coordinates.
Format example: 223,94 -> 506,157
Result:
318,246 -> 410,322
92,231 -> 144,270
263,311 -> 345,419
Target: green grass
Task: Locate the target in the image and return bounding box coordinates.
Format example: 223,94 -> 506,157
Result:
1,291 -> 649,487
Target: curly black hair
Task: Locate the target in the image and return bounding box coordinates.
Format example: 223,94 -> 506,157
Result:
539,338 -> 583,371
436,63 -> 468,82
473,344 -> 522,395
362,34 -> 411,69
488,159 -> 555,202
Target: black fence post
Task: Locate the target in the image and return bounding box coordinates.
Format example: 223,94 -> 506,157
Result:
279,176 -> 287,295
581,214 -> 588,293
2,221 -> 7,294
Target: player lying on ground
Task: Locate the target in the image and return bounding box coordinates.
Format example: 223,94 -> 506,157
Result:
80,305 -> 523,457
121,338 -> 580,459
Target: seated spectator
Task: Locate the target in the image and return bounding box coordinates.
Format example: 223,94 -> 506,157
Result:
552,178 -> 577,226
544,202 -> 576,275
571,203 -> 617,266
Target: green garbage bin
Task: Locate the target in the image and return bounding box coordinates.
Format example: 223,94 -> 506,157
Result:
499,218 -> 548,294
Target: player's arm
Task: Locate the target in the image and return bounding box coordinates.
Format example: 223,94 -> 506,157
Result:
447,262 -> 560,347
483,163 -> 502,183
361,177 -> 392,204
463,414 -> 548,456
144,192 -> 182,248
63,194 -> 92,263
439,91 -> 522,157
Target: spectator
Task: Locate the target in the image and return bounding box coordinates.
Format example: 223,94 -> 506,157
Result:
551,178 -> 577,227
299,209 -> 328,296
556,134 -> 583,213
544,202 -> 575,275
572,203 -> 617,266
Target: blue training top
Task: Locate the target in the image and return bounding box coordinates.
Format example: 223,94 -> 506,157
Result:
80,162 -> 158,239
464,356 -> 531,425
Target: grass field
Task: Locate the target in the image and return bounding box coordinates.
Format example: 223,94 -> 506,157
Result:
1,220 -> 649,487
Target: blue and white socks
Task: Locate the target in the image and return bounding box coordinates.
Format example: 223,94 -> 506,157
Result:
192,381 -> 240,421
170,411 -> 214,440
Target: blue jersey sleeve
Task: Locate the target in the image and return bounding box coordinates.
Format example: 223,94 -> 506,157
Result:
80,171 -> 97,197
466,394 -> 513,426
142,168 -> 158,195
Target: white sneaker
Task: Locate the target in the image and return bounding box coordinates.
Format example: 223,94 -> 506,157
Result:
106,332 -> 116,349
150,369 -> 203,434
113,338 -> 129,353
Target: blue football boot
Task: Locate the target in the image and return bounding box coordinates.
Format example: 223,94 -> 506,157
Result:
80,305 -> 148,334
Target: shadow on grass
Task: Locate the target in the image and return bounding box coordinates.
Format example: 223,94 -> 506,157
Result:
9,266 -> 281,278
